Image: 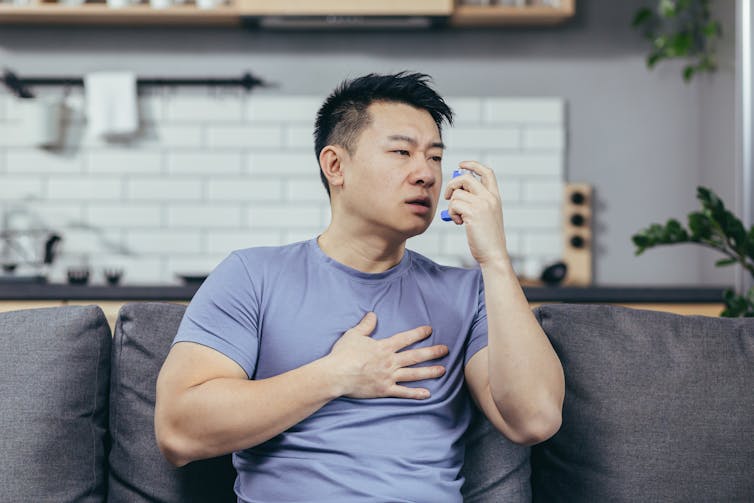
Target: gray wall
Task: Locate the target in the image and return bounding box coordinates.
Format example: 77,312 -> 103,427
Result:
0,0 -> 737,286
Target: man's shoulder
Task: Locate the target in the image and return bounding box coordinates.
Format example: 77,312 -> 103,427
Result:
231,239 -> 311,263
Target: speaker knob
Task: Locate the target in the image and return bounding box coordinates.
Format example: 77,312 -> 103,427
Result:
570,235 -> 585,249
570,213 -> 585,226
570,191 -> 586,205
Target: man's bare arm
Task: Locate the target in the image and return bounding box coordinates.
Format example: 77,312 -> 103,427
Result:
154,312 -> 448,467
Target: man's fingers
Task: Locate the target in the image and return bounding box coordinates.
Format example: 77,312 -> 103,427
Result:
383,325 -> 432,352
394,365 -> 446,383
388,385 -> 431,400
394,345 -> 448,367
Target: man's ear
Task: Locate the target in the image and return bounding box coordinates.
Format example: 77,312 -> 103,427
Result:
319,145 -> 346,190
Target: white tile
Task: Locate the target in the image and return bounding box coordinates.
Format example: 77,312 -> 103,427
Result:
47,176 -> 122,201
321,204 -> 332,227
26,203 -> 84,229
138,125 -> 203,148
207,178 -> 283,202
483,98 -> 564,124
483,153 -> 563,177
138,94 -> 165,123
126,230 -> 203,254
126,177 -> 203,201
406,232 -> 441,257
499,178 -> 523,203
206,125 -> 282,148
247,96 -> 322,123
166,255 -> 228,277
431,255 -> 465,268
165,95 -> 243,122
522,180 -> 564,203
442,232 -> 473,256
523,232 -> 563,256
284,126 -> 313,148
87,151 -> 162,174
503,206 -> 561,230
283,230 -> 319,244
0,124 -> 27,147
0,93 -> 7,120
206,230 -> 282,254
285,178 -> 329,203
444,97 -> 482,125
523,127 -> 565,150
247,152 -> 319,176
503,230 -> 522,256
166,151 -> 243,174
0,177 -> 44,200
247,204 -> 322,228
167,204 -> 242,228
444,127 -> 520,150
85,203 -> 162,228
57,228 -> 124,255
439,151 -> 482,176
80,125 -> 200,149
6,150 -> 84,174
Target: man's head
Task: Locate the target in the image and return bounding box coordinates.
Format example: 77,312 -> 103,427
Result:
314,72 -> 453,198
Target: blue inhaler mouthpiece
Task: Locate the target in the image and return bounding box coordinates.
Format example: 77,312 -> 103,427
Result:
441,169 -> 469,222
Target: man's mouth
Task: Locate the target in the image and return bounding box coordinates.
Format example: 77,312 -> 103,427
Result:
406,197 -> 431,208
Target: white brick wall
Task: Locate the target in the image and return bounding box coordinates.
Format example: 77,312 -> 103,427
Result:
0,90 -> 565,284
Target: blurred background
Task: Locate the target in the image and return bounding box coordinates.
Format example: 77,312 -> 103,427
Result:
0,0 -> 739,304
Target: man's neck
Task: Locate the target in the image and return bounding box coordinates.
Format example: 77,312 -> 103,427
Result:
317,227 -> 406,274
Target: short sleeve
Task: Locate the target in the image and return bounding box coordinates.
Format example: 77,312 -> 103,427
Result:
173,252 -> 260,379
464,270 -> 488,366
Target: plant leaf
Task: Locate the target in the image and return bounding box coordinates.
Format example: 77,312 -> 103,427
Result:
632,7 -> 654,27
659,0 -> 678,18
715,258 -> 738,267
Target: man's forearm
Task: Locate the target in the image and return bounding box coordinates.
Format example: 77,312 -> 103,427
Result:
480,257 -> 565,439
157,357 -> 341,466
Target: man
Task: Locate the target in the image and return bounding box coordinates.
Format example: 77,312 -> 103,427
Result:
155,72 -> 564,502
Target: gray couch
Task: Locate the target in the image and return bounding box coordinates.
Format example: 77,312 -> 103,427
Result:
0,302 -> 752,502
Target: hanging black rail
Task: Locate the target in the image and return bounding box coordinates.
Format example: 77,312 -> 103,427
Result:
1,69 -> 271,98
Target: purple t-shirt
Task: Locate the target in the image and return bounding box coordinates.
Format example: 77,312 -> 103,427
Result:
173,237 -> 489,502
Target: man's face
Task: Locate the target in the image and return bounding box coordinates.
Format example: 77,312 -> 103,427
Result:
338,101 -> 444,240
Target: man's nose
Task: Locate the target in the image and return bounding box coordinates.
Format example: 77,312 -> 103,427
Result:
410,158 -> 437,186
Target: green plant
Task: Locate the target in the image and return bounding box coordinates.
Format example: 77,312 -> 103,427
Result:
632,0 -> 722,82
632,187 -> 754,317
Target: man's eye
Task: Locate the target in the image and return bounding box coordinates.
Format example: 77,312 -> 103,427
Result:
394,150 -> 410,156
431,156 -> 443,162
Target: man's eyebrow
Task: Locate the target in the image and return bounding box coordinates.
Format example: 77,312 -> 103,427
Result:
387,135 -> 445,150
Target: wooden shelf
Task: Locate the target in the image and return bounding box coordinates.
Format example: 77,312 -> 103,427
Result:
451,0 -> 575,27
237,0 -> 453,16
0,1 -> 241,25
0,0 -> 574,26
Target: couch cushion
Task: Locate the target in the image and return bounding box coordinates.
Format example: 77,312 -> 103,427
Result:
531,303 -> 754,502
461,406 -> 531,502
0,305 -> 110,502
108,302 -> 236,503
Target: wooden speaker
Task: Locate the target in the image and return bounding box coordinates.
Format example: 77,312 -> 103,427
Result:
562,183 -> 593,286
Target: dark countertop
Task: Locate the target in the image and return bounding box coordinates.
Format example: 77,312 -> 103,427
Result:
0,283 -> 729,303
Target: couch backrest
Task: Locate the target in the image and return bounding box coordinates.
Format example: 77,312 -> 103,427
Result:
530,303 -> 754,502
108,302 -> 237,503
0,305 -> 111,503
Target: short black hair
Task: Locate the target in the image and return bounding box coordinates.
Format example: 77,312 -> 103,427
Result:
314,71 -> 454,199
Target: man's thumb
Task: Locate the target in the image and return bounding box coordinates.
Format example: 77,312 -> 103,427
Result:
355,311 -> 377,335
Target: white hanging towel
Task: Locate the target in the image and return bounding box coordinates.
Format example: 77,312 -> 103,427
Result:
84,71 -> 139,138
